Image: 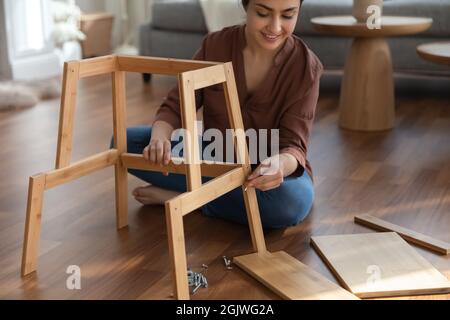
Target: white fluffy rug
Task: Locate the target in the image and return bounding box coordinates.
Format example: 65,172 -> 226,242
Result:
0,78 -> 61,111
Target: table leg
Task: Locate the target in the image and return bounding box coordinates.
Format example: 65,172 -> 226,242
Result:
339,37 -> 395,131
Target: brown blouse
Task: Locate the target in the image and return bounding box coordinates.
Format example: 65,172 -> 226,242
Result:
153,24 -> 323,179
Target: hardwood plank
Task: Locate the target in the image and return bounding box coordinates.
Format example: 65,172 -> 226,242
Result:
349,161 -> 382,182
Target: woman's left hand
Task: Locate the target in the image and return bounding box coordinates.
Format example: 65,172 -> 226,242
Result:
244,155 -> 284,192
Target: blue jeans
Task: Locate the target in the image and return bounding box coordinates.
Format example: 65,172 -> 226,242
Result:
112,126 -> 314,229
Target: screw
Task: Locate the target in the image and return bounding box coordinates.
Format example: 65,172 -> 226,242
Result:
223,256 -> 233,270
187,269 -> 195,286
201,274 -> 208,288
192,283 -> 202,294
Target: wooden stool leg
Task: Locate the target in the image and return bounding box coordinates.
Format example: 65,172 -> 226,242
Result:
339,37 -> 395,131
56,62 -> 79,169
165,201 -> 190,300
21,174 -> 46,276
222,63 -> 267,254
242,187 -> 267,253
112,70 -> 128,229
114,165 -> 128,229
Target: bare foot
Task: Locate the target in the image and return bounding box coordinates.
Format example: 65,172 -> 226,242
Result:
132,184 -> 181,205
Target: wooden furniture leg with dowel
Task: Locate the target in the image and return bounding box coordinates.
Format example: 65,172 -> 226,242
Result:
21,55 -> 358,300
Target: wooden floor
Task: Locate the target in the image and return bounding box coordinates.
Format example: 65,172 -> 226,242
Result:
0,72 -> 449,300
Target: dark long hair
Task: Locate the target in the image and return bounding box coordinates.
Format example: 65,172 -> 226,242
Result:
241,0 -> 304,10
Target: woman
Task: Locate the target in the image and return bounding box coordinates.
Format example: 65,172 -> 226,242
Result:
122,0 -> 322,229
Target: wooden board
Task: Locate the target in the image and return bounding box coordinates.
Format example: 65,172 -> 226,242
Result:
355,214 -> 450,255
233,251 -> 359,300
311,232 -> 450,298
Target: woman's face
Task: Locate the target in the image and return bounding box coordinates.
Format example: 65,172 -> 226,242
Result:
245,0 -> 300,52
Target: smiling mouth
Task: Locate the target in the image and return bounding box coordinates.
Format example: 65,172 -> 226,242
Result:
261,32 -> 281,41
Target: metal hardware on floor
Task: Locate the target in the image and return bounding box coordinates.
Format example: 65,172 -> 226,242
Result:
223,255 -> 233,270
187,264 -> 208,295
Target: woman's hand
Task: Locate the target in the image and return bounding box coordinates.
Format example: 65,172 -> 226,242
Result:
143,121 -> 175,176
143,138 -> 172,176
244,155 -> 284,191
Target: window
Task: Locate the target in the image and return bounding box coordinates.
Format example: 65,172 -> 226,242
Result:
5,0 -> 53,59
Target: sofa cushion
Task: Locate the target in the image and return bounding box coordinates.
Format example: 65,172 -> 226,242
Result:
152,0 -> 207,33
296,0 -> 450,37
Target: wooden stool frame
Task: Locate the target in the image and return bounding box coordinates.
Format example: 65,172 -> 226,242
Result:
21,55 -> 357,300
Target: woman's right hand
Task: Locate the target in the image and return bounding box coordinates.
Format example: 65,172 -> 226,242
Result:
143,138 -> 172,175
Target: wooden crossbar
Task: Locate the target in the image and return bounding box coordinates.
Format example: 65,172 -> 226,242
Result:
166,167 -> 246,217
121,153 -> 239,177
187,64 -> 227,90
117,55 -> 219,75
78,55 -> 117,78
47,150 -> 118,189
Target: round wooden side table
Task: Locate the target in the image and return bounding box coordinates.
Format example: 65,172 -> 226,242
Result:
311,16 -> 433,131
417,42 -> 450,66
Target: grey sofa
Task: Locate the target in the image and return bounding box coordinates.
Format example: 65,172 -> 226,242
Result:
139,0 -> 450,81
